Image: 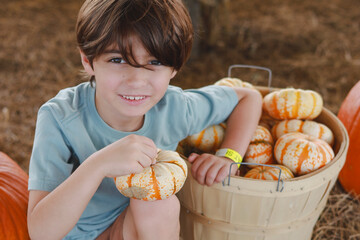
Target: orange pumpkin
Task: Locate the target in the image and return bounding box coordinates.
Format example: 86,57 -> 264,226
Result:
186,123 -> 226,153
244,125 -> 274,167
274,132 -> 334,175
271,119 -> 334,146
0,152 -> 30,240
244,164 -> 294,180
263,88 -> 323,120
214,77 -> 255,89
115,150 -> 187,201
337,80 -> 360,197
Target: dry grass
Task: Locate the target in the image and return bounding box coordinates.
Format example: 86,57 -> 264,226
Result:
0,0 -> 359,239
313,183 -> 360,240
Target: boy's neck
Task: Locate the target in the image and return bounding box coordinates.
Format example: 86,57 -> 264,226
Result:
105,115 -> 145,132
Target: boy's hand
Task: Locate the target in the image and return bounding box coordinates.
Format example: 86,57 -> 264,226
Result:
91,134 -> 158,178
188,153 -> 238,186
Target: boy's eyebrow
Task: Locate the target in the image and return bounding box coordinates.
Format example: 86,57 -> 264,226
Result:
103,49 -> 122,54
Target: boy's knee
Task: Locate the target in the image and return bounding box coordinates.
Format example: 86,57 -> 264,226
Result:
126,196 -> 180,240
130,195 -> 180,220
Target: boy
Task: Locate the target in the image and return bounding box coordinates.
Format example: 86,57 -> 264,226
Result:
27,0 -> 262,239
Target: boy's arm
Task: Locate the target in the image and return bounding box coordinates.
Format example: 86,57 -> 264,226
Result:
28,134 -> 157,240
27,157 -> 104,240
188,87 -> 262,186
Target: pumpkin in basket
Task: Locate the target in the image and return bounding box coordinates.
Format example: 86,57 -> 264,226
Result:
214,77 -> 255,89
115,150 -> 187,201
0,152 -> 30,240
271,119 -> 334,146
274,132 -> 334,175
263,88 -> 323,120
244,164 -> 294,180
337,80 -> 360,197
185,123 -> 226,153
244,125 -> 275,167
259,109 -> 278,131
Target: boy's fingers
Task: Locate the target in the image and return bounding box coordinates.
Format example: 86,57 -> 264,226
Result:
190,153 -> 206,175
205,164 -> 223,186
214,165 -> 229,183
132,136 -> 157,161
142,137 -> 157,150
192,155 -> 214,185
137,155 -> 153,169
143,145 -> 157,160
187,153 -> 199,163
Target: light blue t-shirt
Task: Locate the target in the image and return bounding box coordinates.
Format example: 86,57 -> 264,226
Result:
28,82 -> 238,239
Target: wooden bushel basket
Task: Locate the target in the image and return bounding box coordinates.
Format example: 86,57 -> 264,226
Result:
177,86 -> 349,240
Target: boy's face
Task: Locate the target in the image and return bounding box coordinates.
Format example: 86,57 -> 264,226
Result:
80,36 -> 177,131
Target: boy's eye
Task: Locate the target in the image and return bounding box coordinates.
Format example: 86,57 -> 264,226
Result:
109,58 -> 126,64
149,60 -> 162,66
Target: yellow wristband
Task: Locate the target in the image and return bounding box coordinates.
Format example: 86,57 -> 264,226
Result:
215,148 -> 243,164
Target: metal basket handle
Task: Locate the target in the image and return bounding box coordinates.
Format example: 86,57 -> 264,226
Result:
223,162 -> 285,192
227,64 -> 272,89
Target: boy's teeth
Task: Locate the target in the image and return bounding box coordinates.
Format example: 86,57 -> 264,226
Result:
122,95 -> 145,100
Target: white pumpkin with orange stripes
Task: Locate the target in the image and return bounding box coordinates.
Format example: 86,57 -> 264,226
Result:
214,77 -> 255,89
244,164 -> 294,180
115,150 -> 187,201
186,123 -> 226,153
259,109 -> 278,131
244,125 -> 275,167
263,88 -> 323,120
271,119 -> 334,146
274,132 -> 334,175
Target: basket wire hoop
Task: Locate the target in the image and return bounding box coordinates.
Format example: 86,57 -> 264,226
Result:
227,64 -> 272,89
224,64 -> 282,191
223,162 -> 285,192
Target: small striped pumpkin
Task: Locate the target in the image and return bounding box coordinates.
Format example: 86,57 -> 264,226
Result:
244,125 -> 275,167
271,119 -> 334,146
274,132 -> 334,175
186,123 -> 226,153
259,110 -> 278,131
263,88 -> 323,120
115,150 -> 187,201
244,164 -> 294,180
214,77 -> 255,89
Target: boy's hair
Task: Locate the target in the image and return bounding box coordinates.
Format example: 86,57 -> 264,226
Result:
76,0 -> 194,82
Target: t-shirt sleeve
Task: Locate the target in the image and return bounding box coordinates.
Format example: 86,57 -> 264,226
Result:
159,85 -> 238,141
28,105 -> 74,192
183,85 -> 238,135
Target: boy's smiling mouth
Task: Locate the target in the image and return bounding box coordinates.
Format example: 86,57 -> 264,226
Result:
121,95 -> 147,101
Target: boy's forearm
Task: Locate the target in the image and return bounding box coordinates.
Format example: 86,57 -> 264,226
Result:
28,156 -> 105,239
220,89 -> 262,156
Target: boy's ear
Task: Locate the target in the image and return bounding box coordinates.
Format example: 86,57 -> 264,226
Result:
80,51 -> 95,75
170,70 -> 178,79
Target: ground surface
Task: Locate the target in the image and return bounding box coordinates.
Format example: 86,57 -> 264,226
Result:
0,0 -> 359,239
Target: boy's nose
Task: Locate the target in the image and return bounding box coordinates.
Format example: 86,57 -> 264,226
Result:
126,67 -> 148,88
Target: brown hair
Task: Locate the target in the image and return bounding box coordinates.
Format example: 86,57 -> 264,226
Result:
76,0 -> 193,82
